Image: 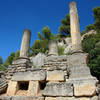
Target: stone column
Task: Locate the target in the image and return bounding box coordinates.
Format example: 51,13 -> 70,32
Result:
20,29 -> 31,57
69,2 -> 82,52
48,40 -> 58,56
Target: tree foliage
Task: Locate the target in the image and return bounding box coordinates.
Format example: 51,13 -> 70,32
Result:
31,39 -> 48,55
58,47 -> 64,56
93,7 -> 100,32
82,33 -> 100,79
38,26 -> 54,40
59,14 -> 70,36
85,24 -> 95,32
4,51 -> 20,67
4,52 -> 15,67
31,26 -> 54,55
0,56 -> 3,65
0,56 -> 5,71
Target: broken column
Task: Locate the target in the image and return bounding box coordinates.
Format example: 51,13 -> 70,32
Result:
20,29 -> 31,57
69,2 -> 82,52
13,29 -> 31,72
48,40 -> 58,56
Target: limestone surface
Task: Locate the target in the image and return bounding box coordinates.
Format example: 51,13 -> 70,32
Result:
12,58 -> 30,65
20,29 -> 31,57
74,83 -> 96,96
7,81 -> 18,96
12,71 -> 46,81
43,82 -> 73,96
0,71 -> 7,94
31,53 -> 46,67
28,81 -> 40,96
45,97 -> 91,100
46,70 -> 65,81
48,40 -> 58,56
70,2 -> 82,52
0,96 -> 44,100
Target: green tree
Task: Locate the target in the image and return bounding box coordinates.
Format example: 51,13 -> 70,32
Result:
31,26 -> 54,55
38,26 -> 54,40
14,51 -> 20,60
93,7 -> 100,32
82,33 -> 100,80
85,24 -> 95,32
58,47 -> 64,56
59,14 -> 70,36
0,56 -> 3,65
4,52 -> 15,67
31,40 -> 48,55
0,56 -> 6,71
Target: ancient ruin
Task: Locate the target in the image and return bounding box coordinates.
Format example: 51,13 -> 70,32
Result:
20,29 -> 31,57
48,40 -> 58,56
0,71 -> 7,94
70,2 -> 82,52
0,1 -> 99,100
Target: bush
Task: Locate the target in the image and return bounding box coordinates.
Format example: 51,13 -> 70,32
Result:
82,33 -> 100,80
58,47 -> 64,56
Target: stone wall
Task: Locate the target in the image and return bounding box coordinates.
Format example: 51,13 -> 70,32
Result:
0,71 -> 7,94
1,53 -> 99,100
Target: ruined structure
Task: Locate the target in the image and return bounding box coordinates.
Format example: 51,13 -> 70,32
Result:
0,1 -> 99,100
0,71 -> 7,94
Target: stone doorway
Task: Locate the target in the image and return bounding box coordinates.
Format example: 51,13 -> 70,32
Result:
16,81 -> 29,96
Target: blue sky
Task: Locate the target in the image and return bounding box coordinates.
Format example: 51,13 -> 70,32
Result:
0,0 -> 100,62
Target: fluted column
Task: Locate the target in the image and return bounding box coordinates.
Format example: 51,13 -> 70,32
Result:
20,29 -> 31,57
69,2 -> 82,52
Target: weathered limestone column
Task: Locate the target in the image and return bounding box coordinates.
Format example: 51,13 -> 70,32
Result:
69,2 -> 82,52
48,40 -> 58,56
20,29 -> 31,57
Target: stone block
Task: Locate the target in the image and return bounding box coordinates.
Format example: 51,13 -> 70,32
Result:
43,82 -> 73,96
45,97 -> 91,100
69,66 -> 91,78
12,71 -> 46,81
47,70 -> 65,81
7,81 -> 18,96
0,96 -> 12,100
31,53 -> 46,67
99,94 -> 100,100
12,96 -> 44,100
12,58 -> 29,65
90,96 -> 98,100
74,83 -> 96,96
67,53 -> 88,66
27,81 -> 40,96
45,97 -> 57,100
